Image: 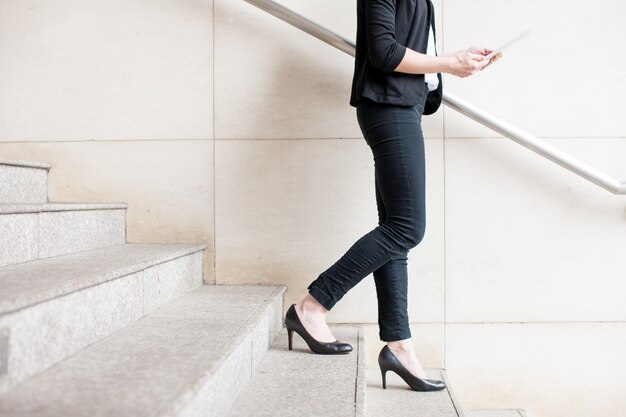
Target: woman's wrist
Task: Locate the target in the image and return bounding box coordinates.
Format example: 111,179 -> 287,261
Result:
437,56 -> 454,74
395,49 -> 456,75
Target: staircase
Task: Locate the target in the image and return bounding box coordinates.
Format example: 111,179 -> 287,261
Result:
0,158 -> 527,416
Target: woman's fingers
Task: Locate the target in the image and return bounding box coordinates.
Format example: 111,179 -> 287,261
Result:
467,52 -> 486,61
480,52 -> 503,70
476,59 -> 491,71
490,51 -> 503,63
451,48 -> 503,77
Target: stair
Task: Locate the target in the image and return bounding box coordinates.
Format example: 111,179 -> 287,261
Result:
365,368 -> 463,417
0,158 -> 49,204
1,203 -> 127,267
366,365 -> 529,417
0,242 -> 205,393
0,156 -> 527,416
228,327 -> 366,417
0,285 -> 285,417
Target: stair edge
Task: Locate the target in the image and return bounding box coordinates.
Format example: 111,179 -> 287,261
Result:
441,369 -> 466,417
0,243 -> 207,315
162,285 -> 286,417
0,247 -> 205,394
355,326 -> 367,417
0,158 -> 51,170
0,202 -> 128,214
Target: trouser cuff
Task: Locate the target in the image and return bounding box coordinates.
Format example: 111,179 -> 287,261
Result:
307,283 -> 336,311
379,327 -> 412,342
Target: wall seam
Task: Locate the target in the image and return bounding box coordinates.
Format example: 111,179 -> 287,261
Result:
3,136 -> 626,143
211,0 -> 217,285
441,0 -> 447,371
213,137 -> 446,141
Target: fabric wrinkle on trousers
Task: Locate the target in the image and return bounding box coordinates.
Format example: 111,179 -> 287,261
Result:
307,93 -> 428,342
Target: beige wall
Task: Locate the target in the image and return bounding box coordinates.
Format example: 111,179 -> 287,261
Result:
2,1 -> 626,417
0,0 -> 215,277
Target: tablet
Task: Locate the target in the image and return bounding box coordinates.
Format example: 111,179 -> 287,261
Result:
485,29 -> 531,60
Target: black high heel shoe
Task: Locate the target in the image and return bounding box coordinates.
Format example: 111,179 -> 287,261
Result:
284,304 -> 353,355
378,345 -> 446,391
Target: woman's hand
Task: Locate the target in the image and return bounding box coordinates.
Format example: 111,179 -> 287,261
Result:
443,46 -> 503,77
480,49 -> 503,70
468,46 -> 504,69
444,51 -> 489,78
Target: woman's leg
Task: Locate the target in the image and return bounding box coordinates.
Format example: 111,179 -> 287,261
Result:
366,108 -> 431,380
372,170 -> 411,342
296,100 -> 427,343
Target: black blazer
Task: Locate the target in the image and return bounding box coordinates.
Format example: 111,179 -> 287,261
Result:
349,0 -> 443,115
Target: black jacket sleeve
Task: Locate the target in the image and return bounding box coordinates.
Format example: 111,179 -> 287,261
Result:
365,0 -> 407,72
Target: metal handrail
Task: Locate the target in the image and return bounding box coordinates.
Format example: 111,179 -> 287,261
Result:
243,0 -> 626,195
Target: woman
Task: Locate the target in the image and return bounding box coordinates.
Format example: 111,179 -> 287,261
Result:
285,0 -> 501,391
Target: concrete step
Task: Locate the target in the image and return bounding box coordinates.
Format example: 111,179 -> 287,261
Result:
0,202 -> 127,267
0,243 -> 205,393
466,410 -> 528,417
0,285 -> 285,417
0,158 -> 49,204
365,367 -> 464,417
228,326 -> 366,417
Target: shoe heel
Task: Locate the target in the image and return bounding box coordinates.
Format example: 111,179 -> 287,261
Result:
380,368 -> 387,389
287,328 -> 294,351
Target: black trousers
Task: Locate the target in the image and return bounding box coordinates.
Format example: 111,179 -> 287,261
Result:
307,92 -> 428,342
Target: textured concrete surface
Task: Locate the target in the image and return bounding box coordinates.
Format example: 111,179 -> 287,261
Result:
228,327 -> 363,417
0,285 -> 285,417
249,291 -> 282,370
173,286 -> 285,417
0,213 -> 38,266
0,329 -> 7,376
354,326 -> 367,417
0,203 -> 128,267
465,410 -> 526,417
365,368 -> 461,417
38,208 -> 126,259
0,270 -> 142,393
0,243 -> 205,315
0,245 -> 204,393
0,161 -> 48,203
